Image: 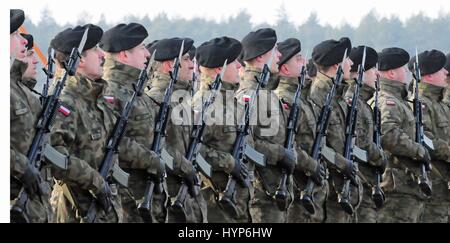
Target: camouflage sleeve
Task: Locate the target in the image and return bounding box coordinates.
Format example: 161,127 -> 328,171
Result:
198,124 -> 235,173
118,137 -> 161,171
10,148 -> 28,178
421,103 -> 450,162
294,108 -> 319,174
50,97 -> 105,194
379,98 -> 422,159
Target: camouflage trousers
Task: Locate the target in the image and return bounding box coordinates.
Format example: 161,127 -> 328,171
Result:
50,182 -> 122,223
419,182 -> 450,223
287,179 -> 328,223
167,190 -> 208,223
10,180 -> 53,223
249,177 -> 294,223
355,184 -> 380,223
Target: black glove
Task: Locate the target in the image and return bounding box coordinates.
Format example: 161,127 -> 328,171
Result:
20,164 -> 42,198
278,148 -> 296,175
230,160 -> 249,187
94,183 -> 113,214
375,151 -> 388,174
310,162 -> 326,186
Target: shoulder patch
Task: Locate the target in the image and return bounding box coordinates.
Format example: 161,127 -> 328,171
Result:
58,105 -> 71,117
104,95 -> 115,104
386,100 -> 396,106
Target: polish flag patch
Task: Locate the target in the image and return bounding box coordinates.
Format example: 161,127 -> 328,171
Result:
58,105 -> 71,117
386,100 -> 396,106
282,103 -> 290,110
346,98 -> 353,105
104,96 -> 115,104
243,95 -> 251,103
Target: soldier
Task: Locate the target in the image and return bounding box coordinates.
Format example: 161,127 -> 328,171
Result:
376,47 -> 432,223
236,28 -> 298,223
19,33 -> 39,90
411,50 -> 450,223
99,23 -> 165,223
146,37 -> 205,223
309,38 -> 361,223
49,24 -> 122,223
274,38 -> 327,223
344,46 -> 388,223
10,9 -> 53,223
191,36 -> 253,222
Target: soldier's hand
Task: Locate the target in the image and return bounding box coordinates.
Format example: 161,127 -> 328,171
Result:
421,149 -> 432,172
94,183 -> 113,214
20,164 -> 43,198
181,160 -> 199,191
342,158 -> 357,182
310,161 -> 326,186
147,156 -> 166,182
374,151 -> 388,174
278,148 -> 296,175
230,159 -> 249,187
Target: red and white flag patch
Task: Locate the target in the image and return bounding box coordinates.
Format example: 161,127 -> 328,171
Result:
282,103 -> 290,110
386,100 -> 396,106
346,98 -> 353,105
243,95 -> 251,103
104,96 -> 115,104
58,105 -> 71,117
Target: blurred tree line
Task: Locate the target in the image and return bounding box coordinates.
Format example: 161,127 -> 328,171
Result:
23,7 -> 450,89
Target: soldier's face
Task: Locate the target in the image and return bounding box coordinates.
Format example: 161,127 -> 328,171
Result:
261,46 -> 281,74
343,57 -> 353,80
10,31 -> 27,60
363,67 -> 378,88
222,59 -> 241,84
179,53 -> 194,82
393,66 -> 408,83
22,50 -> 38,80
125,43 -> 150,70
426,68 -> 449,88
283,54 -> 305,77
79,46 -> 105,80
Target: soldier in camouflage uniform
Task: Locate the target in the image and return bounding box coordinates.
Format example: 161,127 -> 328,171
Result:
376,47 -> 432,223
49,24 -> 122,223
411,50 -> 450,223
99,23 -> 166,223
274,38 -> 327,223
146,38 -> 205,223
344,46 -> 389,223
309,38 -> 361,223
236,28 -> 298,223
10,9 -> 54,223
191,36 -> 254,222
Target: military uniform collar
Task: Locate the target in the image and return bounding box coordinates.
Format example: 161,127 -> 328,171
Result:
277,76 -> 298,93
10,59 -> 28,82
380,78 -> 408,99
199,73 -> 238,91
21,78 -> 37,90
419,82 -> 445,101
102,57 -> 141,88
151,71 -> 191,91
346,79 -> 375,102
66,74 -> 105,99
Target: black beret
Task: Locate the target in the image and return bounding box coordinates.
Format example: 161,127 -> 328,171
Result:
277,38 -> 301,67
20,33 -> 33,51
445,53 -> 450,74
100,23 -> 148,52
416,50 -> 447,75
153,37 -> 194,61
377,47 -> 410,71
196,37 -> 242,68
146,40 -> 159,55
10,9 -> 25,34
312,37 -> 352,66
50,24 -> 103,54
349,46 -> 378,72
241,28 -> 277,61
306,58 -> 317,77
188,45 -> 196,61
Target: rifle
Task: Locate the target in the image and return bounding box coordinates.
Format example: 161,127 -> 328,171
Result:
218,49 -> 274,218
274,52 -> 308,211
137,41 -> 185,222
82,51 -> 156,223
10,27 -> 90,223
169,60 -> 228,222
371,69 -> 386,209
300,49 -> 348,214
41,48 -> 55,105
338,47 -> 368,215
412,48 -> 434,197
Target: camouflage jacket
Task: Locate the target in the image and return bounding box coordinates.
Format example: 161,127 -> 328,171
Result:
146,71 -> 194,196
50,73 -> 118,211
235,66 -> 289,195
444,86 -> 450,107
192,73 -> 255,188
418,82 -> 450,183
344,82 -> 387,186
101,57 -> 161,174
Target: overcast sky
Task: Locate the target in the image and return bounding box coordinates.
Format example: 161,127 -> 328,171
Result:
10,0 -> 450,27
